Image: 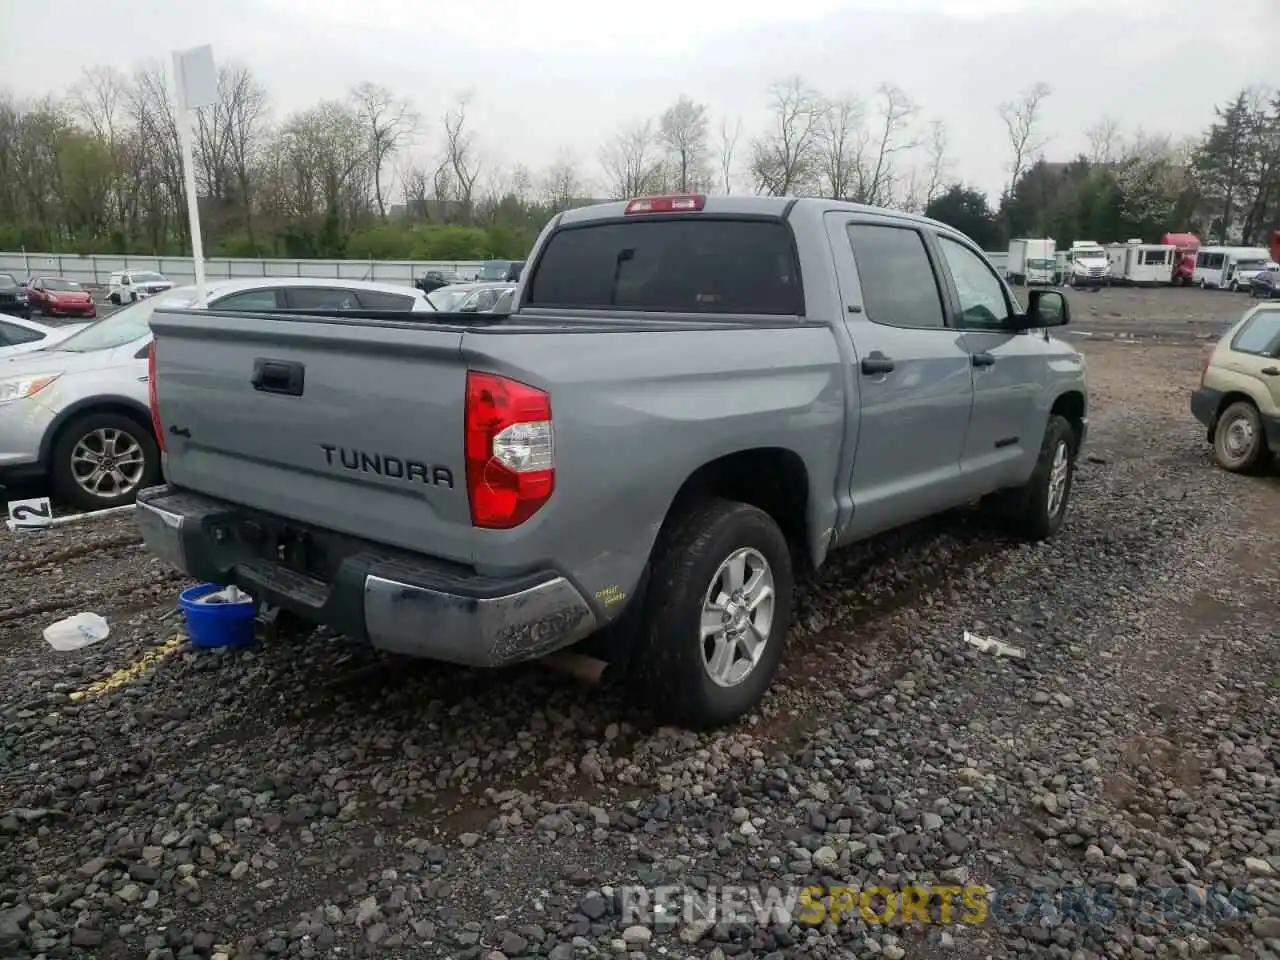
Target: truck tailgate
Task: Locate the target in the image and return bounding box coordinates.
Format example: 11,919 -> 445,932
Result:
149,309 -> 473,563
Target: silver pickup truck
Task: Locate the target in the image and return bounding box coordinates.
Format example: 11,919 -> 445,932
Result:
137,195 -> 1087,728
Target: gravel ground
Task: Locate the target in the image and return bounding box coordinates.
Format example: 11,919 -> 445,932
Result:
2,326 -> 1279,959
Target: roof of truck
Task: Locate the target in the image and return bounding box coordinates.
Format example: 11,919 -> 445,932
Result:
557,194 -> 953,233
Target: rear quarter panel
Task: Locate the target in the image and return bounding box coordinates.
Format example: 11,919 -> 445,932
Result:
460,322 -> 845,621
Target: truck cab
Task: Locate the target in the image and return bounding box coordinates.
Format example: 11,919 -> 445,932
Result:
1065,242 -> 1110,288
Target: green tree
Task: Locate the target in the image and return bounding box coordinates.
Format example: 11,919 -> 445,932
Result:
925,185 -> 1000,249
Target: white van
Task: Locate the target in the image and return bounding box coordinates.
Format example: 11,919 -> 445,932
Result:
108,270 -> 175,304
1225,250 -> 1276,292
1193,247 -> 1268,290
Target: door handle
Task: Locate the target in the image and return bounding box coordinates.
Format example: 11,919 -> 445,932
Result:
972,352 -> 996,367
251,358 -> 305,396
861,354 -> 895,375
1262,366 -> 1280,376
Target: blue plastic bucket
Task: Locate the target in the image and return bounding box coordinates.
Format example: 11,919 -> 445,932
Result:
178,583 -> 258,649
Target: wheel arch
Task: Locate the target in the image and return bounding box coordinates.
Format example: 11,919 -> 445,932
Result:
39,396 -> 156,468
1050,390 -> 1086,446
656,446 -> 813,573
1206,391 -> 1258,442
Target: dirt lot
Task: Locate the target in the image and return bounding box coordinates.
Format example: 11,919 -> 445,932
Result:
1,287 -> 1277,960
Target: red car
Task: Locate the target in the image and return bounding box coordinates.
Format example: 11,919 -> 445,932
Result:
26,276 -> 96,319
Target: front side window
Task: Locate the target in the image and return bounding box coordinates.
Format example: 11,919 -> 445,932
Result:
355,289 -> 415,310
936,236 -> 1011,330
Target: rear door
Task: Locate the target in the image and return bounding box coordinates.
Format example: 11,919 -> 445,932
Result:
149,309 -> 472,562
823,213 -> 975,540
932,232 -> 1047,489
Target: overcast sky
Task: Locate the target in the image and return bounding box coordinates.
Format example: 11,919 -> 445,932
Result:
1,0 -> 1274,201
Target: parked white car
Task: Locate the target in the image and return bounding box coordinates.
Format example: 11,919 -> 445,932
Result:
0,315 -> 90,360
0,277 -> 436,509
108,270 -> 175,304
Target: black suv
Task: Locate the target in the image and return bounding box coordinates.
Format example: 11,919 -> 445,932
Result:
0,273 -> 30,318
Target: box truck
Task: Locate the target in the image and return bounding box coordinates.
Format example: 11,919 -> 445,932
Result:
1006,238 -> 1057,286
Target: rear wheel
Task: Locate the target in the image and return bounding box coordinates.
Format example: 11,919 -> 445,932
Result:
1213,401 -> 1268,473
631,499 -> 794,729
109,292 -> 121,305
51,412 -> 160,510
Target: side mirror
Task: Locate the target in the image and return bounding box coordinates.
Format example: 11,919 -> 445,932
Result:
1024,288 -> 1069,328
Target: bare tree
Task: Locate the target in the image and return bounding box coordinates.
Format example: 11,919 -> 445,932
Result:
542,151 -> 585,209
68,66 -> 128,148
816,95 -> 864,200
1085,115 -> 1123,166
350,82 -> 418,217
658,95 -> 711,193
749,77 -> 825,196
717,116 -> 742,194
998,81 -> 1051,199
221,67 -> 268,245
922,119 -> 953,207
599,119 -> 663,199
858,83 -> 919,207
441,93 -> 481,221
400,163 -> 431,218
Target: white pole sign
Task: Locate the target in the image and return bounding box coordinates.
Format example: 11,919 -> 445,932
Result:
171,45 -> 218,303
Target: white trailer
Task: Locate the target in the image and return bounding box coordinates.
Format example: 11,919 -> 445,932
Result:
1105,240 -> 1177,285
1006,238 -> 1057,285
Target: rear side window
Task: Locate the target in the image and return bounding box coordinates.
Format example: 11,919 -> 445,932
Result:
845,224 -> 946,329
212,289 -> 282,311
1232,310 -> 1280,355
527,219 -> 802,315
356,289 -> 415,310
0,321 -> 43,345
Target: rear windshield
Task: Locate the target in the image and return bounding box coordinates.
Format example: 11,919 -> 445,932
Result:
527,218 -> 803,315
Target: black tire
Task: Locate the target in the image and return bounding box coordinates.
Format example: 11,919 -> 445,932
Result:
985,414 -> 1078,542
1212,401 -> 1269,474
129,291 -> 138,303
50,412 -> 161,511
109,293 -> 121,305
631,499 -> 794,729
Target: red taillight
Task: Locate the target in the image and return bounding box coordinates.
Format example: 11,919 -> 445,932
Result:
464,371 -> 554,529
147,341 -> 165,452
624,194 -> 706,215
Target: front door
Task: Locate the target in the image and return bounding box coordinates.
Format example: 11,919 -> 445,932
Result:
932,233 -> 1052,492
823,213 -> 975,542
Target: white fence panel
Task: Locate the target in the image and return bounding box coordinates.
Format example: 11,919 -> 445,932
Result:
0,252 -> 487,288
2,249 -> 1013,288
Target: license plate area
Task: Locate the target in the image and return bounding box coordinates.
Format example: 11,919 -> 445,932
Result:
236,518 -> 334,583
